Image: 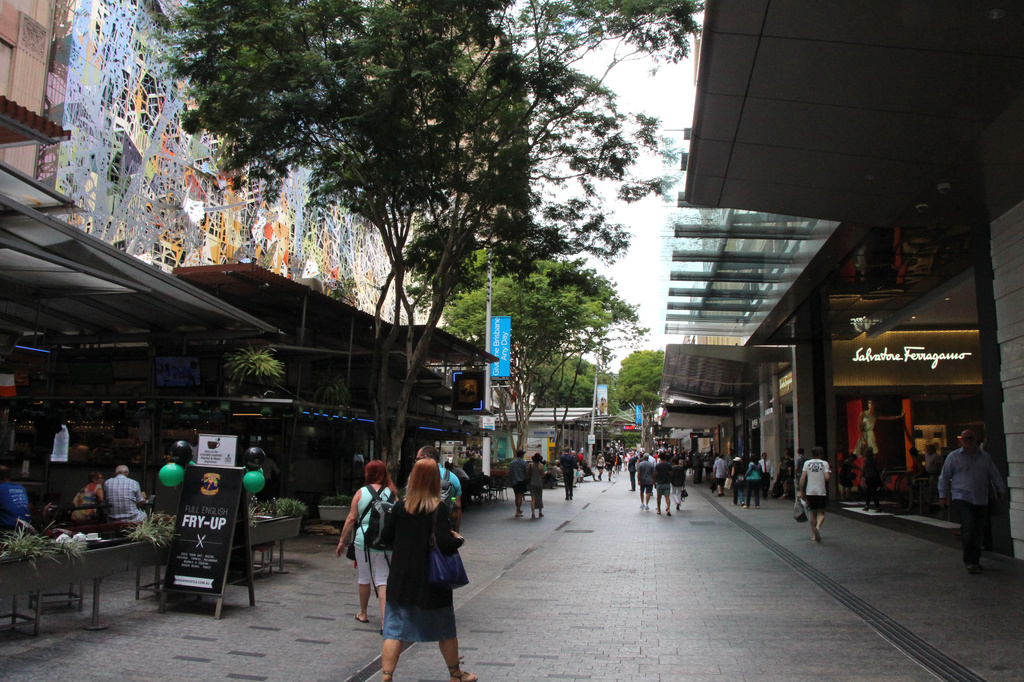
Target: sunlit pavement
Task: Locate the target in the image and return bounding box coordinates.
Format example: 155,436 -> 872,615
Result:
3,475 -> 1022,682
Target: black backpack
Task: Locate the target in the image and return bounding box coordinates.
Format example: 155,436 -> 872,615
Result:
359,485 -> 394,551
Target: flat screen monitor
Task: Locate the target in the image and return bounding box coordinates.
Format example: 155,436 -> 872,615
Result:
155,356 -> 201,388
68,361 -> 114,385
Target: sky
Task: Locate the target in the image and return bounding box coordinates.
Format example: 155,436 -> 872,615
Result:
583,49 -> 700,371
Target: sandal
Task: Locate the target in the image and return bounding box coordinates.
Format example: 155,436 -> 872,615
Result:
382,670 -> 394,681
448,664 -> 478,682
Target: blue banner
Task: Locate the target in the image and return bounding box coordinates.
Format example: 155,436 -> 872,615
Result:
635,405 -> 643,425
490,316 -> 511,378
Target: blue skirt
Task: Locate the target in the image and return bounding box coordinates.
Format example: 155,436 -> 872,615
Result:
382,602 -> 457,642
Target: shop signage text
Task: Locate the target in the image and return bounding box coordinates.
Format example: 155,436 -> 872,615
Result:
853,346 -> 972,370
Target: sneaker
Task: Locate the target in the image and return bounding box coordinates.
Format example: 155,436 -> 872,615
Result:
742,505 -> 749,509
640,503 -> 645,509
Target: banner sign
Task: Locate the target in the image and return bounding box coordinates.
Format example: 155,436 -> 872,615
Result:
196,434 -> 238,467
481,416 -> 495,430
597,384 -> 609,415
635,405 -> 643,425
489,316 -> 511,378
164,465 -> 244,595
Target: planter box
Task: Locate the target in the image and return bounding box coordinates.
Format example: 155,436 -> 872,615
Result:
317,505 -> 349,522
0,543 -> 137,598
249,516 -> 302,545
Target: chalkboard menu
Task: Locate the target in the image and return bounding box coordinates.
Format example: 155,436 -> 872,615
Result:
163,465 -> 245,595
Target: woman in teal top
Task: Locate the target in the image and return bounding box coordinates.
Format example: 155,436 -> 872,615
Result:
336,460 -> 396,626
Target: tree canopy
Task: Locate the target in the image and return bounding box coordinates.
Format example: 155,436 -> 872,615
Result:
164,0 -> 700,471
443,258 -> 642,450
617,349 -> 665,449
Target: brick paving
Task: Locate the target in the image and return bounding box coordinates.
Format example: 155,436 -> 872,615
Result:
2,476 -> 1022,681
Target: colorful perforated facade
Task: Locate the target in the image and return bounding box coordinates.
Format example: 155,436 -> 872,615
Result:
40,0 -> 389,312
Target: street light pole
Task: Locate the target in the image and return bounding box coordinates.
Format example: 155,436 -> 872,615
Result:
587,360 -> 598,467
482,253 -> 492,478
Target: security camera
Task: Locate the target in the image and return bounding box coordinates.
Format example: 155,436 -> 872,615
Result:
937,182 -> 951,195
916,203 -> 929,213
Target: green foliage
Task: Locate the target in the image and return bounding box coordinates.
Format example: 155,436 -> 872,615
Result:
617,349 -> 665,410
0,527 -> 86,563
319,494 -> 352,507
165,0 -> 699,468
224,346 -> 285,386
444,258 -> 643,448
311,372 -> 351,407
123,515 -> 176,548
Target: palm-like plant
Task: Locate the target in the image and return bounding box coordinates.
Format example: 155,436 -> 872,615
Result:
224,346 -> 285,386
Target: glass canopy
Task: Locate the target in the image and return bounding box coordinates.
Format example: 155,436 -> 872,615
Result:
660,204 -> 839,341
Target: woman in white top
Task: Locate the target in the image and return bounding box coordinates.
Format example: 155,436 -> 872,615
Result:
336,460 -> 396,626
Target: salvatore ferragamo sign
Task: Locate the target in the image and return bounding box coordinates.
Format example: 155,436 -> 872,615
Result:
833,331 -> 981,387
852,346 -> 972,369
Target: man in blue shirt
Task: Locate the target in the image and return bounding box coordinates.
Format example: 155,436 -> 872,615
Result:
416,445 -> 462,531
939,430 -> 1006,574
0,465 -> 32,533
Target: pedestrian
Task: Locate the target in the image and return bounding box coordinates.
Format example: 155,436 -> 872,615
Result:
923,443 -> 944,510
712,452 -> 727,496
759,452 -> 773,499
0,465 -> 32,533
527,453 -> 545,519
938,429 -> 1006,574
743,456 -> 762,509
335,460 -> 397,625
559,448 -> 578,500
379,459 -> 476,682
595,452 -> 605,481
508,449 -> 529,518
670,456 -> 687,511
860,448 -> 882,512
799,446 -> 831,542
838,451 -> 854,501
604,450 -> 615,482
654,452 -> 673,516
637,454 -> 655,510
627,452 -> 638,491
729,453 -> 746,506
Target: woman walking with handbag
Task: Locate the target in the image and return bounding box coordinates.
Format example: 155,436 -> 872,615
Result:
379,458 -> 477,682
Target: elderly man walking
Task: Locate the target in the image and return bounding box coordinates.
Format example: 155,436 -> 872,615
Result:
939,430 -> 1006,574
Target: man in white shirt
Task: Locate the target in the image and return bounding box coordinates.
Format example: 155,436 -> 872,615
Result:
798,446 -> 831,543
759,452 -> 774,499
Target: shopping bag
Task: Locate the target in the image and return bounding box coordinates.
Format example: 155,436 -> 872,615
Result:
793,497 -> 808,522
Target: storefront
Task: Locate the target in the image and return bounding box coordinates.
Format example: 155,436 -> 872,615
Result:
832,330 -> 983,474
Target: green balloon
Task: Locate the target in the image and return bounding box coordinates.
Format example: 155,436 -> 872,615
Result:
243,470 -> 266,494
158,463 -> 185,487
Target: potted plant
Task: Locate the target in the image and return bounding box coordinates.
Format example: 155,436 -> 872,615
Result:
311,372 -> 351,408
249,498 -> 307,545
224,345 -> 285,395
317,493 -> 352,522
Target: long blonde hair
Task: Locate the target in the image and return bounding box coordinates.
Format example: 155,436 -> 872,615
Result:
405,458 -> 441,514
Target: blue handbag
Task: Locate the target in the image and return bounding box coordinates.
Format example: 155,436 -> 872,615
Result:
427,512 -> 469,590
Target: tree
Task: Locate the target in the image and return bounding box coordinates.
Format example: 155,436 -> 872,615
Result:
617,349 -> 665,450
444,258 -> 643,451
164,0 -> 699,473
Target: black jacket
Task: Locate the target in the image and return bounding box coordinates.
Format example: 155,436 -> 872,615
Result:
382,500 -> 464,610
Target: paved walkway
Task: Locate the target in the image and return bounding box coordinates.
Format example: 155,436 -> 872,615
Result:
2,475 -> 1022,681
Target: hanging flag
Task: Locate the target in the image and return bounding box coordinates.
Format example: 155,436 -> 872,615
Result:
489,316 -> 511,379
0,374 -> 14,397
635,405 -> 643,425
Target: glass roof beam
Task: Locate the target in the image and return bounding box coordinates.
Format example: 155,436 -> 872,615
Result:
670,272 -> 782,283
671,251 -> 795,265
672,225 -> 816,240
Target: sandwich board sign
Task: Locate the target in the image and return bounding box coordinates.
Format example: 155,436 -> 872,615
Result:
160,464 -> 254,619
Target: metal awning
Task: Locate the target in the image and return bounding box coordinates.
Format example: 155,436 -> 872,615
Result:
661,343 -> 790,406
685,0 -> 1024,229
0,191 -> 277,344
